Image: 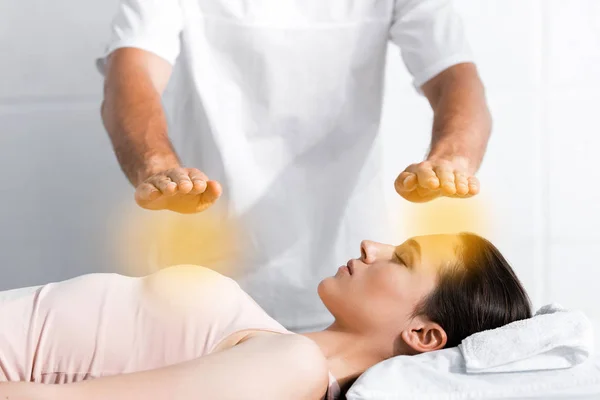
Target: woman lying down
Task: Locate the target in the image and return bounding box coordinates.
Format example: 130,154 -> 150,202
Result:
0,233 -> 531,400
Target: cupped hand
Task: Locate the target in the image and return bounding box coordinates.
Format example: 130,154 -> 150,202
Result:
135,167 -> 222,214
394,157 -> 480,203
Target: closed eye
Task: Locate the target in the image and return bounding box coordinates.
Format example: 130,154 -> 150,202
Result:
394,253 -> 407,267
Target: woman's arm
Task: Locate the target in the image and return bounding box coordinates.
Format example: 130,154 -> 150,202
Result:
0,335 -> 329,400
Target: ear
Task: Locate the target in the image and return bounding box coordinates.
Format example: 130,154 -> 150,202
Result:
400,318 -> 447,354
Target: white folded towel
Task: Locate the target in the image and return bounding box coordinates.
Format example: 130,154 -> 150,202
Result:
347,348 -> 600,400
459,303 -> 595,374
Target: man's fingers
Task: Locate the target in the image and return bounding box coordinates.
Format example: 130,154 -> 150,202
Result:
187,169 -> 209,181
147,175 -> 177,195
398,159 -> 480,202
435,166 -> 456,195
204,181 -> 223,201
403,174 -> 417,191
188,169 -> 209,194
416,185 -> 431,198
194,181 -> 223,212
144,168 -> 210,196
135,183 -> 162,203
415,164 -> 440,190
455,172 -> 470,196
468,176 -> 480,195
395,172 -> 417,193
167,169 -> 194,194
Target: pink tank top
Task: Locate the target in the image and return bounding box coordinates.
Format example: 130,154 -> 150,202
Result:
0,265 -> 340,399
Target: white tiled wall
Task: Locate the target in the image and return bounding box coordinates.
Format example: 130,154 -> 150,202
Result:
380,0 -> 600,343
0,1 -> 598,342
0,0 -> 119,99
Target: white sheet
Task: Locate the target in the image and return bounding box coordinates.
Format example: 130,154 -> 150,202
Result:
347,349 -> 600,400
494,355 -> 600,400
0,285 -> 41,302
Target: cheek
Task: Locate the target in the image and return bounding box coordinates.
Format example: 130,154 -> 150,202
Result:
367,268 -> 425,314
319,275 -> 382,322
371,268 -> 407,296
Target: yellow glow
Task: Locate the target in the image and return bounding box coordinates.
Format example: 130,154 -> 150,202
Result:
112,204 -> 241,277
110,194 -> 493,278
399,195 -> 493,239
143,265 -> 230,311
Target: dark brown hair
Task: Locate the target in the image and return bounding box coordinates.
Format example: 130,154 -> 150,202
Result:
413,232 -> 532,348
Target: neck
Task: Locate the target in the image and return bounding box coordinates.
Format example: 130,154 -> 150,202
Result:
300,323 -> 397,393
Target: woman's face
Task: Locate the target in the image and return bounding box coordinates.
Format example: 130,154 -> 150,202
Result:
318,234 -> 462,336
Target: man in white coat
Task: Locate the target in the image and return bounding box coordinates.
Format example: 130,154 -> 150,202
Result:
98,0 -> 491,332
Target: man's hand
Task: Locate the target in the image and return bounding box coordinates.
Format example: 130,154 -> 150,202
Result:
394,157 -> 480,203
135,168 -> 222,214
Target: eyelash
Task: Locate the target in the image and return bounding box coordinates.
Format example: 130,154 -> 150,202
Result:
394,253 -> 406,266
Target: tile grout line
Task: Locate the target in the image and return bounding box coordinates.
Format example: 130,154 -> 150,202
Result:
540,0 -> 551,308
532,0 -> 548,309
539,0 -> 551,308
0,100 -> 103,114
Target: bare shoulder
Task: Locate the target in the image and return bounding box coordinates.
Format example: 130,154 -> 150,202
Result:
287,335 -> 329,368
245,334 -> 329,373
238,334 -> 330,400
283,335 -> 329,375
271,335 -> 330,400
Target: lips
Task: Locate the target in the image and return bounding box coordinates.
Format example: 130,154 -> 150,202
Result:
346,260 -> 354,275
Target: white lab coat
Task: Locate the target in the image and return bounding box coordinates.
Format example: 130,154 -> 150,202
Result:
97,0 -> 472,332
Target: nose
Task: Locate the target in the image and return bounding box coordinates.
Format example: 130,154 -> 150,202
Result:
360,240 -> 381,264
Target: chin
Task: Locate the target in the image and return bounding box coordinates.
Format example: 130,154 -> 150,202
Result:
316,279 -> 337,311
316,278 -> 328,299
318,281 -> 352,321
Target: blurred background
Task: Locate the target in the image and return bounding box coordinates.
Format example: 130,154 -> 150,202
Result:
0,0 -> 598,342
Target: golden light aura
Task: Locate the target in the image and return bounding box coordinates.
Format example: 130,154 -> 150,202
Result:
112,204 -> 242,277
398,195 -> 493,239
110,193 -> 494,279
